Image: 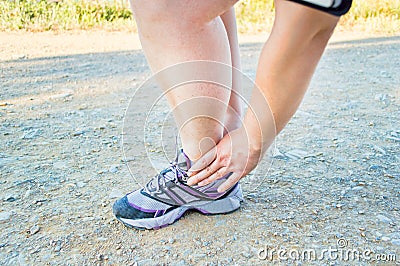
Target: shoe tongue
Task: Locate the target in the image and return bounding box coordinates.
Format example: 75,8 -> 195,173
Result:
146,150 -> 191,192
146,171 -> 174,193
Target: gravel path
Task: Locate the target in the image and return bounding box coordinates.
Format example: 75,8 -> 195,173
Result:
0,31 -> 399,265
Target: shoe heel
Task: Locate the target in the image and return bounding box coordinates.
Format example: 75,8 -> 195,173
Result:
194,185 -> 243,214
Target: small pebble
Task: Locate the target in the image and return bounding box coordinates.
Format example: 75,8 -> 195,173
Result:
29,225 -> 40,235
193,253 -> 206,258
183,249 -> 191,256
175,260 -> 186,266
53,161 -> 68,169
391,239 -> 400,246
0,211 -> 11,222
21,129 -> 41,139
78,104 -> 88,110
368,165 -> 381,171
24,190 -> 32,199
5,196 -> 17,202
76,182 -> 87,188
109,190 -> 124,199
389,232 -> 400,239
168,238 -> 175,244
241,252 -> 252,258
72,130 -> 85,136
50,93 -> 72,100
214,219 -> 226,227
109,166 -> 118,173
377,214 -> 392,223
122,157 -> 135,163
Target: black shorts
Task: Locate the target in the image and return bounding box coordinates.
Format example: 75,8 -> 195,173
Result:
287,0 -> 353,16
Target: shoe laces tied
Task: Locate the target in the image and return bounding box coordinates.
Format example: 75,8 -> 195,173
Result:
145,154 -> 188,195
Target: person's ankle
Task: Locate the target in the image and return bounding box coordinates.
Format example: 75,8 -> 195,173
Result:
223,111 -> 243,135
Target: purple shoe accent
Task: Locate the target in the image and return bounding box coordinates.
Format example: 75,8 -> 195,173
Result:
142,150 -> 233,205
164,189 -> 184,205
128,201 -> 157,213
195,208 -> 211,214
114,183 -> 243,230
195,182 -> 216,193
176,183 -> 209,198
113,150 -> 243,230
204,192 -> 224,198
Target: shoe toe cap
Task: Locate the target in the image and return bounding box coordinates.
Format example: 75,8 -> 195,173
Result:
113,196 -> 155,220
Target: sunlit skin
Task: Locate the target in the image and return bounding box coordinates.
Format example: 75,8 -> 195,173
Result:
130,0 -> 339,192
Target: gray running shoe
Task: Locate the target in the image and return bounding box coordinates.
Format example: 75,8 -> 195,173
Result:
113,150 -> 243,230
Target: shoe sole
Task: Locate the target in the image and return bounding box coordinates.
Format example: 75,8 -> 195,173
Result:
115,184 -> 243,230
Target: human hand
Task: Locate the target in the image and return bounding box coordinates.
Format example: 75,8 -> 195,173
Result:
187,126 -> 263,192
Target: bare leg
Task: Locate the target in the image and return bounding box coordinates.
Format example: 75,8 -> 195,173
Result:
130,0 -> 238,161
265,0 -> 339,133
220,8 -> 243,133
244,0 -> 341,148
188,1 -> 342,189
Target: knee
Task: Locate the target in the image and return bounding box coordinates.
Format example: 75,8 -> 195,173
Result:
130,0 -> 211,28
274,0 -> 339,44
311,21 -> 337,46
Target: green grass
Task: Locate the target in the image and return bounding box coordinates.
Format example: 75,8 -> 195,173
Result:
235,0 -> 275,33
338,0 -> 400,33
0,0 -> 135,31
235,0 -> 400,34
1,0 -> 399,33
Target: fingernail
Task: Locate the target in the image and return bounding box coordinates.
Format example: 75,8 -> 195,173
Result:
198,181 -> 205,186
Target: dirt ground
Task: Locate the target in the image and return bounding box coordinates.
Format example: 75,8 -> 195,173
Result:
0,30 -> 399,265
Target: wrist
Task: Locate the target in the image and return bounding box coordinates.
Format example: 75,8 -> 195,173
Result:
241,112 -> 275,154
237,124 -> 264,154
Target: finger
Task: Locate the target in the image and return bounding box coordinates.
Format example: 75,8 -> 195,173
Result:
188,146 -> 217,174
197,167 -> 228,186
217,172 -> 241,193
187,159 -> 221,186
